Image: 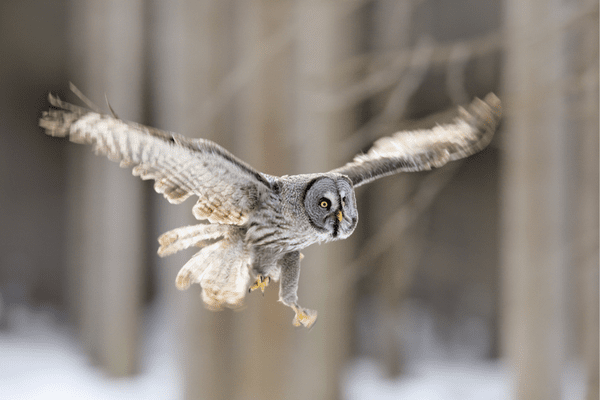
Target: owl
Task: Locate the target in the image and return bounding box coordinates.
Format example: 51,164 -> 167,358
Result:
40,87 -> 501,328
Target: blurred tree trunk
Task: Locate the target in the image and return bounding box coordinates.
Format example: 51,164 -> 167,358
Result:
147,0 -> 191,396
232,1 -> 296,399
569,2 -> 599,399
502,0 -> 569,398
370,0 -> 420,378
67,1 -> 146,376
287,2 -> 359,399
579,73 -> 599,400
173,1 -> 239,399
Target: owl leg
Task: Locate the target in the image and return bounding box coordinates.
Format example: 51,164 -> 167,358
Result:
248,252 -> 278,295
249,275 -> 270,294
279,251 -> 317,329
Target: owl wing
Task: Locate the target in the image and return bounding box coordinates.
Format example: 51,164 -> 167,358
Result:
330,93 -> 501,187
40,94 -> 273,225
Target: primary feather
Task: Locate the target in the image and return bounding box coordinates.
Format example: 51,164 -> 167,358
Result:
40,93 -> 273,225
330,93 -> 501,187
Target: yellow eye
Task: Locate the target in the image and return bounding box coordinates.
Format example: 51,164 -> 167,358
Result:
320,199 -> 329,208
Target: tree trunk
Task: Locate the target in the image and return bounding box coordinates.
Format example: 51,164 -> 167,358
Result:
502,0 -> 569,398
287,2 -> 359,398
68,0 -> 146,376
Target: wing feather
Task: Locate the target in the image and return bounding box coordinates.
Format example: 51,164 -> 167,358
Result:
331,93 -> 501,187
40,94 -> 273,225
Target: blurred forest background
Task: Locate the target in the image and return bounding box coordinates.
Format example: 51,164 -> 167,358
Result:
0,0 -> 597,399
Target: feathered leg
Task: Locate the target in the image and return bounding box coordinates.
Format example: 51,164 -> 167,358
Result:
248,251 -> 279,294
278,251 -> 317,328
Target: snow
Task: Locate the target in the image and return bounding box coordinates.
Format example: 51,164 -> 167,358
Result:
0,304 -> 587,400
0,304 -> 182,400
343,358 -> 508,400
343,357 -> 586,400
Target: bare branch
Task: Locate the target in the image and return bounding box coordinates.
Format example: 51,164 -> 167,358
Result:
446,43 -> 471,105
345,161 -> 462,284
198,24 -> 295,128
341,37 -> 435,157
334,31 -> 503,111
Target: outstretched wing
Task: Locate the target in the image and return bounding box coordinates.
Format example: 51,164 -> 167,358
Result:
40,94 -> 273,225
330,93 -> 501,187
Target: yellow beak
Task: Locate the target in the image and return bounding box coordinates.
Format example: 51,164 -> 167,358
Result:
336,210 -> 343,222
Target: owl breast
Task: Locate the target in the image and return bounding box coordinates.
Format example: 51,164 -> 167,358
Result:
245,206 -> 319,252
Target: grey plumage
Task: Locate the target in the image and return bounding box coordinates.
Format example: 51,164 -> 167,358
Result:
40,89 -> 501,328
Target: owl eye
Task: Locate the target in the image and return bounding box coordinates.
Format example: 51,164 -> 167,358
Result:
319,199 -> 330,209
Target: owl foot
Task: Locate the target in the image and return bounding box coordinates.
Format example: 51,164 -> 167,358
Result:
291,304 -> 318,329
249,275 -> 270,295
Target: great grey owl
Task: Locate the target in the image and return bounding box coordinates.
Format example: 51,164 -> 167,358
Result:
40,88 -> 501,328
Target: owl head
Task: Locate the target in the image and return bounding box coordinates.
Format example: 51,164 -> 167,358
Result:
303,174 -> 358,241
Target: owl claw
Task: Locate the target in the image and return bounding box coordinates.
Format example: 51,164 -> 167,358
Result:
291,305 -> 318,329
249,275 -> 270,294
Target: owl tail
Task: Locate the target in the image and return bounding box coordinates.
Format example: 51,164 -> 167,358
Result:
167,228 -> 252,310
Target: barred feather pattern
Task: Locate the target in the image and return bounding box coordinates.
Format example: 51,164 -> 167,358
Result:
175,236 -> 252,310
40,94 -> 272,225
331,93 -> 502,187
157,223 -> 231,257
158,222 -> 257,309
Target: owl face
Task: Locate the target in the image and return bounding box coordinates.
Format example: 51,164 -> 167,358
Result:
303,175 -> 358,241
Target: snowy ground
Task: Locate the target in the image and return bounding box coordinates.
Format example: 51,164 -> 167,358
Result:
343,358 -> 586,400
343,358 -> 508,400
0,304 -> 586,400
0,304 -> 182,400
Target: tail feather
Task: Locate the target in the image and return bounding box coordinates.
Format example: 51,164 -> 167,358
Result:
175,241 -> 223,290
175,237 -> 251,310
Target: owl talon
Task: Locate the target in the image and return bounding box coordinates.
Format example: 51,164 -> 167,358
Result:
249,275 -> 270,294
291,305 -> 317,329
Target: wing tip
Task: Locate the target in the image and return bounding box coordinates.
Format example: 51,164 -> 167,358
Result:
483,92 -> 501,107
47,92 -> 61,108
39,104 -> 78,138
481,92 -> 502,121
40,89 -> 98,137
475,92 -> 502,121
462,92 -> 502,136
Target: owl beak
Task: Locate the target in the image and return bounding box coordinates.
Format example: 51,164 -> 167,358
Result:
336,210 -> 343,222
